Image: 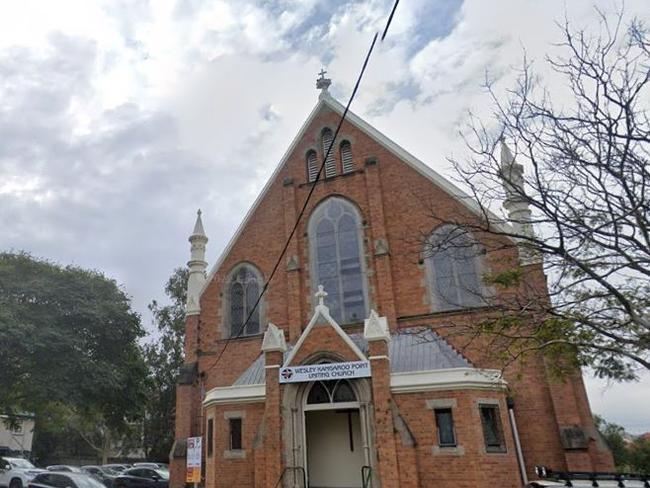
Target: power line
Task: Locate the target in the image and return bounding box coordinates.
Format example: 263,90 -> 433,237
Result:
204,1 -> 400,374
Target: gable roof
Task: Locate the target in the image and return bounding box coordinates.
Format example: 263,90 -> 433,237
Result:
200,91 -> 507,298
283,299 -> 367,366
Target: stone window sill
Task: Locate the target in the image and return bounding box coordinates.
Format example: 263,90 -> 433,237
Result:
432,445 -> 465,456
223,449 -> 246,459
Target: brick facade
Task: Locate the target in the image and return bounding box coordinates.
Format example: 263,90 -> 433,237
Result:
170,93 -> 613,488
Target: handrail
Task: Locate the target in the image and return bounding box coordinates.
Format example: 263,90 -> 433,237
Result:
362,465 -> 373,488
534,466 -> 650,487
273,466 -> 307,488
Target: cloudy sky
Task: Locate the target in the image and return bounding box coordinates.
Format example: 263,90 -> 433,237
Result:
1,0 -> 649,433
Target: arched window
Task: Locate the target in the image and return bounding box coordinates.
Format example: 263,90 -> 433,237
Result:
227,264 -> 262,337
340,140 -> 354,173
306,150 -> 318,183
307,380 -> 357,404
426,225 -> 484,311
308,197 -> 367,323
321,128 -> 337,178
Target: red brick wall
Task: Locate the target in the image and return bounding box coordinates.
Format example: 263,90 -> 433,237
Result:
203,402 -> 265,488
172,102 -> 613,487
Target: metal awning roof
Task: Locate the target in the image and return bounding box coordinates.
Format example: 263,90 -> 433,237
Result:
233,327 -> 471,386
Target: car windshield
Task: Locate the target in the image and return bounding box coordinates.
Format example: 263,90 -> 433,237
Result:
100,468 -> 119,475
9,459 -> 35,469
73,475 -> 107,488
154,470 -> 169,480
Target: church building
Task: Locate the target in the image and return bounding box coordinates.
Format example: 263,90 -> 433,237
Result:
170,74 -> 614,488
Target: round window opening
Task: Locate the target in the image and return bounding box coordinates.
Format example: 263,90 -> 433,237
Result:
307,379 -> 357,404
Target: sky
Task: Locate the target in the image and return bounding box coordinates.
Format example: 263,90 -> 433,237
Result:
1,0 -> 649,433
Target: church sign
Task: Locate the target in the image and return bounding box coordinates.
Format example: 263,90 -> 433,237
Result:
279,361 -> 371,384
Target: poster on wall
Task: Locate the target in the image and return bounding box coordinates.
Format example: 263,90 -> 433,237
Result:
186,436 -> 202,483
279,360 -> 371,383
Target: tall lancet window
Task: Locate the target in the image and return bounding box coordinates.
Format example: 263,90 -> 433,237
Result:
321,128 -> 337,178
306,150 -> 318,183
227,264 -> 263,337
425,225 -> 485,311
340,140 -> 354,173
308,197 -> 367,323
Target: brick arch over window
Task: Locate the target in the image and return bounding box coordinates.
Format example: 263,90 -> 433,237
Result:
223,263 -> 264,338
424,225 -> 486,311
308,196 -> 368,324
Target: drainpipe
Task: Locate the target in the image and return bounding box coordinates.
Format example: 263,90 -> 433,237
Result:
507,396 -> 528,486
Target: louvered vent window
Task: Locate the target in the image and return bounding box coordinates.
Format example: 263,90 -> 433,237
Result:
321,128 -> 337,178
340,141 -> 354,173
307,150 -> 318,182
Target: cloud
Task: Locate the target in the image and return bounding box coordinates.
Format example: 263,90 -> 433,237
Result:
1,0 -> 649,432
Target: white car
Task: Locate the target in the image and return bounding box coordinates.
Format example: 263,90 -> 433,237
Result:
0,457 -> 46,488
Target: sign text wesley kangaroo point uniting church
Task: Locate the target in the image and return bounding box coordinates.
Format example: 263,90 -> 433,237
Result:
279,361 -> 371,384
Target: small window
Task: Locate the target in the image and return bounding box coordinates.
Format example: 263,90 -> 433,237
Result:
306,150 -> 318,183
340,141 -> 354,173
434,408 -> 456,447
207,418 -> 214,457
479,404 -> 506,452
321,128 -> 337,178
229,418 -> 242,450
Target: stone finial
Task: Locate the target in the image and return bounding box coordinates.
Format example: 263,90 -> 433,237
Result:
186,209 -> 209,316
364,309 -> 390,343
316,68 -> 332,99
315,285 -> 328,307
192,209 -> 206,237
261,322 -> 287,353
499,139 -> 539,265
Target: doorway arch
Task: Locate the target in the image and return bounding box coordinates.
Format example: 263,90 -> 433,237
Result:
281,356 -> 377,487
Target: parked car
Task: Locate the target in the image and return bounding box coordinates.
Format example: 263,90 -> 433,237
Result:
28,472 -> 106,488
80,467 -> 118,488
129,466 -> 166,472
113,468 -> 168,488
0,457 -> 46,488
45,467 -> 81,474
98,467 -> 128,474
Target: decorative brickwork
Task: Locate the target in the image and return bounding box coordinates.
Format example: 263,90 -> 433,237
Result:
171,94 -> 613,488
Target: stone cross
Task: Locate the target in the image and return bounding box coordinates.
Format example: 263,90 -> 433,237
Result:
315,285 -> 328,306
316,68 -> 331,91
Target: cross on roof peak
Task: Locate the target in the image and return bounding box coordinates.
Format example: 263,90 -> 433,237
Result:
315,285 -> 328,306
316,68 -> 331,92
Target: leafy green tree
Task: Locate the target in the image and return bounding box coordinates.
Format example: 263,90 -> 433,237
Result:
629,436 -> 650,474
0,252 -> 148,457
595,415 -> 630,470
142,267 -> 188,462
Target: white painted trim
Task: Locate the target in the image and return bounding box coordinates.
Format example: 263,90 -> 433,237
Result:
390,368 -> 506,394
368,355 -> 389,361
203,384 -> 265,406
199,94 -> 512,300
283,305 -> 367,366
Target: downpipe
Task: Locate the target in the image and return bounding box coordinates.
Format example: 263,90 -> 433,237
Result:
507,396 -> 528,486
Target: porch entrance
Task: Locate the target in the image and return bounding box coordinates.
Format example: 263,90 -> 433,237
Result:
304,380 -> 365,488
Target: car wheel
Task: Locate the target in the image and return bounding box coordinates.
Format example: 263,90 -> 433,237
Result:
10,479 -> 23,488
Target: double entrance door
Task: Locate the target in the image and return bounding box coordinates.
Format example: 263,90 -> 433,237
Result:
303,380 -> 366,488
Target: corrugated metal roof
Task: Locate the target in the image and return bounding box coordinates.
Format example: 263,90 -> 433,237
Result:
232,327 -> 470,386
